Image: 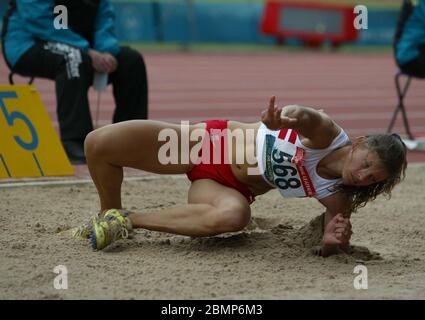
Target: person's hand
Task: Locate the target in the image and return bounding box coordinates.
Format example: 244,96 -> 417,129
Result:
88,49 -> 108,73
261,96 -> 298,130
88,49 -> 118,73
323,213 -> 353,246
101,52 -> 118,73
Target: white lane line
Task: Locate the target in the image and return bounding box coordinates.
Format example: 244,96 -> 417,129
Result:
0,175 -> 187,189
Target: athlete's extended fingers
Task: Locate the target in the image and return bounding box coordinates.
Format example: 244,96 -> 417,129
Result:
267,96 -> 277,116
269,96 -> 276,109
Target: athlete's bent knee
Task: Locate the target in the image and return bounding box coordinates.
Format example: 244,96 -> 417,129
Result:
211,207 -> 250,234
84,129 -> 109,161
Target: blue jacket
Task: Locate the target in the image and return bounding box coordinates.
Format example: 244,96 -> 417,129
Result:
3,0 -> 120,67
396,0 -> 425,66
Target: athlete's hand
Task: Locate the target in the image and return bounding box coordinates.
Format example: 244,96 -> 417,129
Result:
261,96 -> 298,130
323,213 -> 353,246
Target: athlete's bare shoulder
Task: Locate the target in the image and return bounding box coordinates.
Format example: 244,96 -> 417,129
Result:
299,109 -> 342,149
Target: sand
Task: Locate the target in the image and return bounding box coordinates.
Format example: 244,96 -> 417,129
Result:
1,164 -> 425,300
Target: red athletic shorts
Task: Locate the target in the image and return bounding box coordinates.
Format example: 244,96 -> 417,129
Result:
186,120 -> 256,204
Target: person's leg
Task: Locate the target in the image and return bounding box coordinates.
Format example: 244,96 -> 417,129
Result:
129,179 -> 252,236
109,46 -> 148,122
84,119 -> 203,211
90,178 -> 251,250
52,44 -> 94,144
12,42 -> 94,162
85,119 -> 252,249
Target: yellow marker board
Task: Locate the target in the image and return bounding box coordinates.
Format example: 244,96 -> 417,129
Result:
0,85 -> 74,178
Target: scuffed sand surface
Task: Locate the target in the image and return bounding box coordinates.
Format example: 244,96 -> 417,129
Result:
1,165 -> 425,299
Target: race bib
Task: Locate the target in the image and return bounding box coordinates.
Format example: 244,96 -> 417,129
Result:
262,128 -> 316,197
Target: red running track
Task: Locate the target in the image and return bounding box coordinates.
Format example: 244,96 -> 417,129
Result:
1,51 -> 424,178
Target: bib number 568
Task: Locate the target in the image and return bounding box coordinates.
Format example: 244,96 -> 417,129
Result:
272,148 -> 301,190
0,91 -> 39,151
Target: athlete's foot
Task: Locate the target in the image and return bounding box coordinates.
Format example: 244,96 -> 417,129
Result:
89,209 -> 133,250
72,209 -> 134,240
71,214 -> 99,240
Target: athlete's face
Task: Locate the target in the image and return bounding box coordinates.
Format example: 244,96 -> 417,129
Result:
342,138 -> 389,187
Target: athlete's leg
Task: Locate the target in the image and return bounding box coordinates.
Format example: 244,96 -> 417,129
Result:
129,179 -> 251,236
84,120 -> 203,211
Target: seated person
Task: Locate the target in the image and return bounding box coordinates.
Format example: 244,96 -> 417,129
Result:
395,0 -> 425,78
1,0 -> 149,163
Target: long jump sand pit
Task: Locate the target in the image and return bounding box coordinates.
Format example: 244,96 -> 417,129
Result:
1,164 -> 425,300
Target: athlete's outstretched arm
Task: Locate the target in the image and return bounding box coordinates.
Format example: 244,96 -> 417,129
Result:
261,96 -> 340,148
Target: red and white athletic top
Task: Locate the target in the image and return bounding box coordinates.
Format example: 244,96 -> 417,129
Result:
256,123 -> 350,200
